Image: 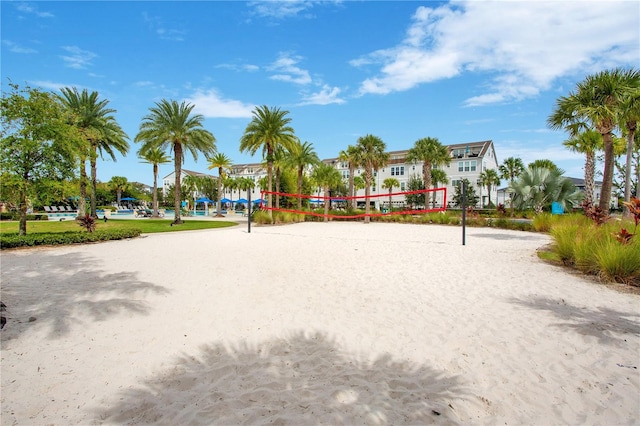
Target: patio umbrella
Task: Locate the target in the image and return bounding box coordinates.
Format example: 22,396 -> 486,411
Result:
236,198 -> 248,204
121,197 -> 136,201
252,199 -> 265,204
219,198 -> 232,203
309,199 -> 322,203
196,197 -> 214,214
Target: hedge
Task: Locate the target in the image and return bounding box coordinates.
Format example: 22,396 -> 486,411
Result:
0,213 -> 49,221
0,228 -> 142,249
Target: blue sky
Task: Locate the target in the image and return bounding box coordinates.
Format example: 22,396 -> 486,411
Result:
2,1 -> 639,186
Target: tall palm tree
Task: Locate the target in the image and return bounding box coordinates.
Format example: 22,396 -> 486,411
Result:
237,177 -> 256,206
562,129 -> 602,206
287,140 -> 319,210
135,99 -> 216,224
240,105 -> 297,221
311,162 -> 343,222
548,68 -> 640,214
430,168 -> 449,207
382,177 -> 400,211
338,145 -> 360,210
138,146 -> 171,217
355,134 -> 389,223
270,146 -> 287,210
499,157 -> 525,216
207,153 -> 233,217
58,87 -> 129,218
406,137 -> 451,196
479,169 -> 501,207
619,85 -> 640,215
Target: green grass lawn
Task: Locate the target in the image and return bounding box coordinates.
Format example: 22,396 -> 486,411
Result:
0,218 -> 238,235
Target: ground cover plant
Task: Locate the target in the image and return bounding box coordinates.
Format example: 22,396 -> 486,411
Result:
0,219 -> 237,249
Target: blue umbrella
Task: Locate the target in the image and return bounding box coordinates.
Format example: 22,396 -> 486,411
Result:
121,197 -> 136,201
236,198 -> 248,204
252,199 -> 265,204
219,198 -> 232,203
196,197 -> 214,203
309,199 -> 323,203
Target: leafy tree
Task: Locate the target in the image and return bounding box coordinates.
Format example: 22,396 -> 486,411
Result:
452,179 -> 480,208
0,83 -> 78,234
431,168 -> 449,207
207,152 -> 233,217
620,85 -> 640,215
404,174 -> 424,208
287,140 -> 319,210
479,169 -> 501,207
355,134 -> 389,223
382,177 -> 399,211
237,177 -> 256,204
499,156 -> 525,215
109,176 -> 129,205
135,99 -> 216,224
311,162 -> 343,222
338,145 -> 360,210
549,68 -> 640,214
406,137 -> 451,193
57,87 -> 128,218
240,105 -> 297,221
528,159 -> 561,172
139,146 -> 171,217
510,167 -> 583,214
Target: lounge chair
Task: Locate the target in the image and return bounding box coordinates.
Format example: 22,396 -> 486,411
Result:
44,206 -> 52,212
49,206 -> 59,212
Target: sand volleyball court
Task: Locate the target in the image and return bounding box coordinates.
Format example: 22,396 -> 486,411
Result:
1,222 -> 638,424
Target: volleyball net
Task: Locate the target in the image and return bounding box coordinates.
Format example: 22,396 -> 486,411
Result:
257,187 -> 447,220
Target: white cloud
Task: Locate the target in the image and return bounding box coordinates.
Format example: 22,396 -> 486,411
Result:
215,63 -> 260,72
353,1 -> 640,105
2,40 -> 37,54
267,53 -> 312,85
299,85 -> 346,106
60,46 -> 97,69
185,89 -> 255,118
15,2 -> 54,18
248,1 -> 340,19
142,12 -> 186,41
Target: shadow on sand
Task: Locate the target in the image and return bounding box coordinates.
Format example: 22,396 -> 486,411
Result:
509,296 -> 640,345
0,251 -> 169,340
97,331 -> 467,425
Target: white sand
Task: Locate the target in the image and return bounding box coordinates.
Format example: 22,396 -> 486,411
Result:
1,222 -> 639,425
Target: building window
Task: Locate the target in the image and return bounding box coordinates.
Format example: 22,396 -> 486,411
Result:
458,161 -> 477,172
400,181 -> 406,191
391,166 -> 404,176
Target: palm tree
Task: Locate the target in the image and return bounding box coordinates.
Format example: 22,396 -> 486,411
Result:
620,85 -> 640,215
548,68 -> 640,214
406,137 -> 451,197
479,169 -> 501,207
430,168 -> 449,207
182,174 -> 200,213
287,140 -> 319,210
237,177 -> 256,209
355,134 -> 389,223
510,167 -> 583,214
58,87 -> 129,218
338,145 -> 360,210
240,105 -> 297,221
311,162 -> 343,222
270,146 -> 287,210
499,157 -> 525,215
138,146 -> 171,217
382,177 -> 400,211
562,129 -> 602,206
108,176 -> 129,205
207,153 -> 233,217
135,99 -> 216,224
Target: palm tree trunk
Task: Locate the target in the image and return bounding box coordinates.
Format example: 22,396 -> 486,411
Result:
267,152 -> 273,221
90,151 -> 98,218
297,168 -> 303,211
624,124 -> 636,216
77,160 -> 87,219
348,165 -> 355,210
173,143 -> 183,224
600,132 -> 615,214
364,169 -> 372,223
584,152 -> 595,206
152,164 -> 159,217
216,170 -> 224,217
275,169 -> 281,210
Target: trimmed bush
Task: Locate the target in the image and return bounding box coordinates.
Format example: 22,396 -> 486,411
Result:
0,228 -> 142,249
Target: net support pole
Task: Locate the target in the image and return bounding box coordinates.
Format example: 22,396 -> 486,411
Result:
247,190 -> 252,234
462,181 -> 466,246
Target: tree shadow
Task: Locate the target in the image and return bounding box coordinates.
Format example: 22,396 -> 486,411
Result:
509,296 -> 640,345
97,331 -> 467,425
0,251 -> 169,340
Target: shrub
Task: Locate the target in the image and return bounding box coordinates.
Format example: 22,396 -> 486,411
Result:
77,215 -> 97,232
0,228 -> 142,249
595,237 -> 640,285
532,213 -> 554,232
